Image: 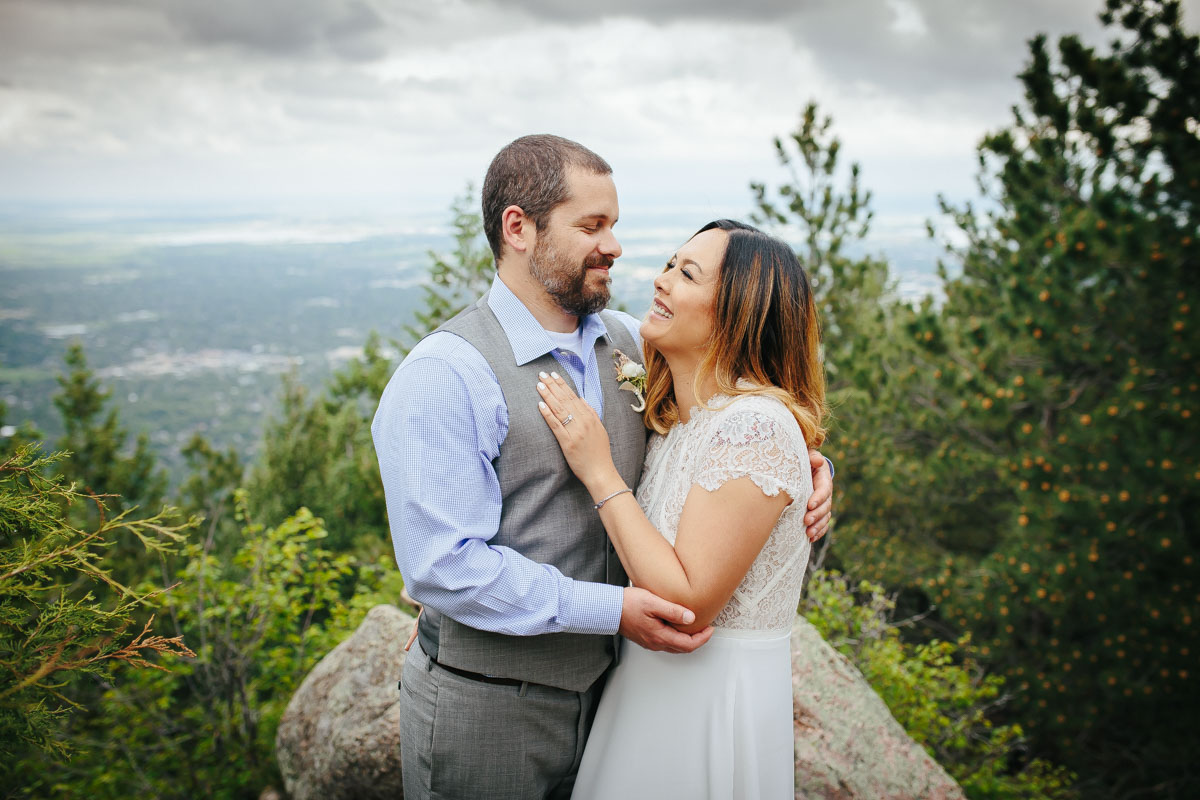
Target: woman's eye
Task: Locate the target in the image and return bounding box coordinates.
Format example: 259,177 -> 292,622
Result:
681,269 -> 694,280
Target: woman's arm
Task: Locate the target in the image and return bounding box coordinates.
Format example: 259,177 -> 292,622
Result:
594,478 -> 789,633
536,372 -> 792,633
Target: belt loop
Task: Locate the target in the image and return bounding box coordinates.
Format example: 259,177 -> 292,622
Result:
425,653 -> 434,672
518,681 -> 529,697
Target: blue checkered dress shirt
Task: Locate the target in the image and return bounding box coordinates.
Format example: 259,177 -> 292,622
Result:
372,275 -> 642,637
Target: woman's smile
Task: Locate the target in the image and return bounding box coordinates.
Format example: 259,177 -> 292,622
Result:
640,227 -> 726,356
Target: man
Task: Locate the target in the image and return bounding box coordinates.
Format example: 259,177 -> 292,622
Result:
372,134 -> 834,799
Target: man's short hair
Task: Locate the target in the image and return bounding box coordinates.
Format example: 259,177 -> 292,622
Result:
482,134 -> 613,263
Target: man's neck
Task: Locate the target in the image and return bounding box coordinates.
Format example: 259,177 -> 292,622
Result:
496,267 -> 580,333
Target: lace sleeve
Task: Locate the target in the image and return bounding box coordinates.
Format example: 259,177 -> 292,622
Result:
693,402 -> 810,503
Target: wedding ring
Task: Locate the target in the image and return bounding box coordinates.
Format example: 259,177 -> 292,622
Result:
561,414 -> 574,427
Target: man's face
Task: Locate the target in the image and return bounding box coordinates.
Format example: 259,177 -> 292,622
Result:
528,166 -> 622,317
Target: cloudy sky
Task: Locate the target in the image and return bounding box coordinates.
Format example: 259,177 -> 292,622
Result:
2,0 -> 1196,224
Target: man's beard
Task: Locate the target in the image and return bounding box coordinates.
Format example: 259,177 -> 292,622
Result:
529,234 -> 613,317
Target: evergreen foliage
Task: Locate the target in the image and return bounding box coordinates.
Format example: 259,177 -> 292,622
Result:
245,335 -> 392,556
177,432 -> 245,553
0,445 -> 194,779
784,1 -> 1197,795
402,183 -> 495,347
803,572 -> 1075,799
52,343 -> 167,518
0,398 -> 42,461
925,2 -> 1199,792
749,102 -> 980,589
16,494 -> 404,798
752,101 -> 1077,797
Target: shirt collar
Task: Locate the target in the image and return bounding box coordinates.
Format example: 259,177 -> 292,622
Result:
487,274 -> 612,366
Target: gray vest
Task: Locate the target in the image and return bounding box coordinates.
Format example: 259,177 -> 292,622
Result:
416,293 -> 648,692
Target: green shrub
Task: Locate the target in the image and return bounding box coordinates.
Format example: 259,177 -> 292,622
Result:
19,493 -> 403,799
0,444 -> 193,785
803,570 -> 1075,799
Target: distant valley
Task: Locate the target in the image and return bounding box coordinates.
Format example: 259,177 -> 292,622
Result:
0,208 -> 945,481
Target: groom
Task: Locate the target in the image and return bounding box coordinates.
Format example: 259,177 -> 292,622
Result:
372,134 -> 834,799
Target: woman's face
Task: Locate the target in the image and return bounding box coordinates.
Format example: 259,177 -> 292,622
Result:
640,227 -> 726,358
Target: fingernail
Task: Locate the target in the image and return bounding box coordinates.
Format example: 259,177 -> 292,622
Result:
539,401 -> 547,409
681,610 -> 695,624
539,371 -> 548,378
537,382 -> 546,390
550,372 -> 560,380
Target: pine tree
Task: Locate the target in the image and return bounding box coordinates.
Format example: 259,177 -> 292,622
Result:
52,342 -> 167,518
402,183 -> 495,348
177,433 -> 244,554
751,104 -> 1076,795
913,1 -> 1198,794
751,104 -> 1007,597
247,361 -> 388,555
0,398 -> 41,461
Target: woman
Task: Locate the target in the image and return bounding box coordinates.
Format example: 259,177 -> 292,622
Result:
534,219 -> 827,798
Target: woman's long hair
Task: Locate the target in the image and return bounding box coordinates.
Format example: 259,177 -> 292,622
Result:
641,219 -> 828,448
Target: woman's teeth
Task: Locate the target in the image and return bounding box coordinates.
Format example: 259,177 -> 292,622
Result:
653,300 -> 673,319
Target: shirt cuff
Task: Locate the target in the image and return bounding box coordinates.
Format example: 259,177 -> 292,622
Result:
559,578 -> 624,635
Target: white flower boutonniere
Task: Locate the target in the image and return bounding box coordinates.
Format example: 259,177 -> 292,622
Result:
612,349 -> 647,412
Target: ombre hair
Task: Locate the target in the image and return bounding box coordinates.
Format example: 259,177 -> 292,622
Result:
642,219 -> 828,448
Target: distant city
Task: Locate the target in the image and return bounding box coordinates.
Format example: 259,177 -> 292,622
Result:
0,206 -> 947,479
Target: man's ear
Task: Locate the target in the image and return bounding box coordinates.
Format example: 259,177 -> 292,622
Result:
500,205 -> 533,255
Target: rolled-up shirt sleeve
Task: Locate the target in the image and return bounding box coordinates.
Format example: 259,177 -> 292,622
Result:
371,333 -> 622,637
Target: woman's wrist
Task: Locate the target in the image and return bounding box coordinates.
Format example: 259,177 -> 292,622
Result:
586,470 -> 627,502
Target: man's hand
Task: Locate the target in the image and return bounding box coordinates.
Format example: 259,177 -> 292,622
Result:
805,449 -> 834,543
618,587 -> 713,653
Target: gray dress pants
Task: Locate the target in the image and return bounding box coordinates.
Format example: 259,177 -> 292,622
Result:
399,641 -> 605,800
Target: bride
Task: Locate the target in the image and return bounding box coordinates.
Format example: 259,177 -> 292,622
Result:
535,219 -> 827,799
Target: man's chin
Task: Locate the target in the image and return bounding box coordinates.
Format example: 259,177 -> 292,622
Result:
588,288 -> 611,311
564,290 -> 610,317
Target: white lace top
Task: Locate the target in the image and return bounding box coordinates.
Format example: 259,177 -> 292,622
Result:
636,393 -> 813,632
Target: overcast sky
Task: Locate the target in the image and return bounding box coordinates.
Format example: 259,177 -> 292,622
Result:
2,0 -> 1196,224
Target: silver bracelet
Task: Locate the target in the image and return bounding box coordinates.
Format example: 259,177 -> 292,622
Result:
593,487 -> 632,510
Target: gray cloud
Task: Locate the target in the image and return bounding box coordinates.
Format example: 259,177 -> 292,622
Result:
162,0 -> 392,61
1,0 -> 1196,210
0,0 -> 420,67
492,0 -> 1195,115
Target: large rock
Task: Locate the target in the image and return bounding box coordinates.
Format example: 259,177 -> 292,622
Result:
276,604 -> 414,800
791,616 -> 965,799
277,605 -> 965,800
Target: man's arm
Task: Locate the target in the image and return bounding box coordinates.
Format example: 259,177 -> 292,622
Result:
373,334 -> 707,652
374,340 -> 616,635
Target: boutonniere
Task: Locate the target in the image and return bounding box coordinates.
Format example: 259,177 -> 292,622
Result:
612,349 -> 647,412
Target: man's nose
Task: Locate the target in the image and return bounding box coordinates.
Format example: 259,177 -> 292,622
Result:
599,229 -> 622,259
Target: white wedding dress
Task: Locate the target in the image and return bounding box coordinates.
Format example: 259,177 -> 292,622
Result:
573,394 -> 813,800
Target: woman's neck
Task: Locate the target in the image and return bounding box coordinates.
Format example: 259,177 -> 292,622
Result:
666,353 -> 719,424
